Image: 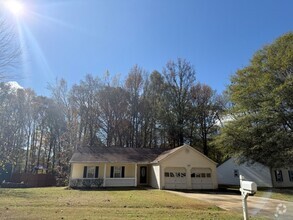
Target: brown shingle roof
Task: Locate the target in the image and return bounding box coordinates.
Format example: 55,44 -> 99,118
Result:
69,146 -> 173,164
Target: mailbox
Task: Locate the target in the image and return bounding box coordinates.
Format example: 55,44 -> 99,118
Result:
241,180 -> 257,194
239,175 -> 257,220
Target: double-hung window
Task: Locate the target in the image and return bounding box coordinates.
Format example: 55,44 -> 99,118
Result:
274,170 -> 283,182
110,166 -> 125,178
114,166 -> 122,178
288,170 -> 293,182
83,166 -> 99,178
234,169 -> 239,178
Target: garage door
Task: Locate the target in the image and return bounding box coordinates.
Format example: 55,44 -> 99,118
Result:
191,168 -> 213,189
164,167 -> 187,189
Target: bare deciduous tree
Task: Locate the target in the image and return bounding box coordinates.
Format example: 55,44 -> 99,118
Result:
162,58 -> 196,146
0,15 -> 21,80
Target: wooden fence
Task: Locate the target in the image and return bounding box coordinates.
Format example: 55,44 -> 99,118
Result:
10,173 -> 56,187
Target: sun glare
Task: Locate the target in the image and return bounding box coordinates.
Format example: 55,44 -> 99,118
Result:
4,0 -> 25,16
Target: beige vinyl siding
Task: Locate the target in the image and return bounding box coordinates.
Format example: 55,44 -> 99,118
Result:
71,163 -> 105,179
105,163 -> 135,178
151,164 -> 160,189
160,146 -> 217,189
71,163 -> 136,179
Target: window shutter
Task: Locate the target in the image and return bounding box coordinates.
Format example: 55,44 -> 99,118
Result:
122,166 -> 125,178
110,166 -> 114,178
95,166 -> 99,178
83,166 -> 87,178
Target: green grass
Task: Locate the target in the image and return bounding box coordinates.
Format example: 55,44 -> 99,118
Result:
0,187 -> 251,220
255,188 -> 293,202
219,185 -> 293,202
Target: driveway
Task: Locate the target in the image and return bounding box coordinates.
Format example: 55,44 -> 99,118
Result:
167,190 -> 293,220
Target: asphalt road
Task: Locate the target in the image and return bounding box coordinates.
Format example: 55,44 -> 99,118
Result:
167,190 -> 293,220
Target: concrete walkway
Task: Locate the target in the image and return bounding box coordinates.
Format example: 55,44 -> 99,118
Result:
167,190 -> 293,220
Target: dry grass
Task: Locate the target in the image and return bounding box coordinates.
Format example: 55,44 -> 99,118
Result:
0,187 -> 258,220
255,188 -> 293,202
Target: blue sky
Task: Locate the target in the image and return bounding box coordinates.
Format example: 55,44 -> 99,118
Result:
4,0 -> 293,96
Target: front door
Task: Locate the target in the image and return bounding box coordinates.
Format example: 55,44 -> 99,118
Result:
140,166 -> 147,184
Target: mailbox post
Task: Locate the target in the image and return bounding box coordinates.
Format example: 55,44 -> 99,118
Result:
239,175 -> 257,220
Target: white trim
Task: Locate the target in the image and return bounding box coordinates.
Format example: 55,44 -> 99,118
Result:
86,166 -> 96,178
113,166 -> 123,178
70,161 -> 138,164
134,163 -> 137,186
105,178 -> 135,180
104,178 -> 136,187
103,163 -> 107,187
70,178 -> 135,180
70,164 -> 74,178
71,178 -> 99,180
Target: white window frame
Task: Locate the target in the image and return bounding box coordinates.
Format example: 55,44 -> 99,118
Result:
86,166 -> 95,178
114,166 -> 122,178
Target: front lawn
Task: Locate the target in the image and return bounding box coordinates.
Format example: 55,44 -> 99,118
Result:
255,188 -> 293,202
0,187 -> 248,220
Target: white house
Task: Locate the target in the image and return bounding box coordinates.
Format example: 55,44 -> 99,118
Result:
69,144 -> 218,190
217,158 -> 293,188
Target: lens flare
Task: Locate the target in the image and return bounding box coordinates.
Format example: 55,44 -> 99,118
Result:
4,0 -> 25,16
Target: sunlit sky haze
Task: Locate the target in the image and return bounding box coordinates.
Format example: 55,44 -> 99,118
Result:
2,0 -> 293,96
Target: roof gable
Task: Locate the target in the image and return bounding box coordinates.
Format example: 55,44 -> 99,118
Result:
153,144 -> 217,165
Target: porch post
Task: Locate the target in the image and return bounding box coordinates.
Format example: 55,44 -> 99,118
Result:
103,163 -> 107,187
134,163 -> 137,187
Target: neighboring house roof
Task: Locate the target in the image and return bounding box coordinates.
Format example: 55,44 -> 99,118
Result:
70,146 -> 169,164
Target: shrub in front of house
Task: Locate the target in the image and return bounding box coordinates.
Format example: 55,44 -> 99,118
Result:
69,178 -> 103,189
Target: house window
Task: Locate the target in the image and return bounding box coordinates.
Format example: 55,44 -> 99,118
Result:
114,166 -> 122,178
275,170 -> 283,182
191,173 -> 201,178
165,172 -> 170,177
288,170 -> 293,182
110,166 -> 125,178
83,166 -> 99,178
234,169 -> 239,178
191,173 -> 209,178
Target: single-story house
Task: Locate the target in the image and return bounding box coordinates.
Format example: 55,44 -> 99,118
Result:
217,158 -> 293,188
69,144 -> 218,190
